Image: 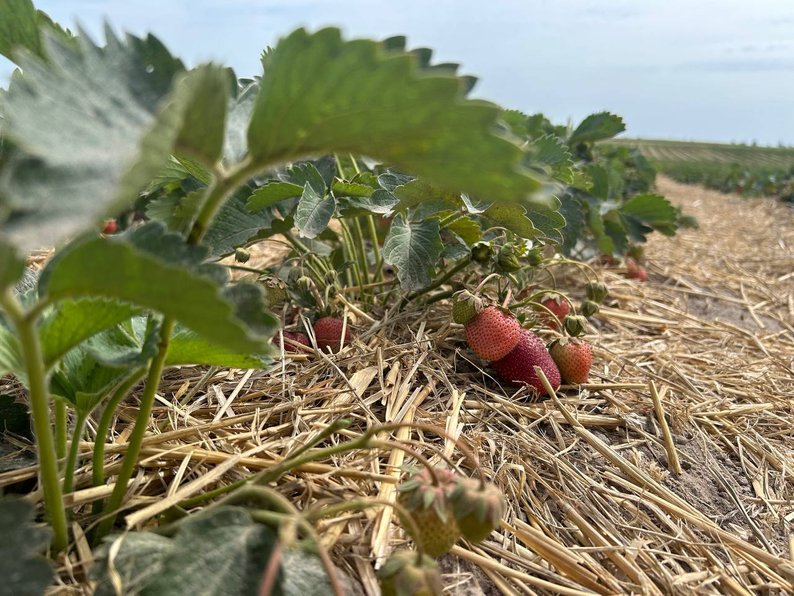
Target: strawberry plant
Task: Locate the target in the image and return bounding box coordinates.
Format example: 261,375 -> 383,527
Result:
0,0 -> 540,584
501,110 -> 689,260
0,1 -> 689,592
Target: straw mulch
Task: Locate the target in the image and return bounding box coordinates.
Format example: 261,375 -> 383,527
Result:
3,176 -> 793,594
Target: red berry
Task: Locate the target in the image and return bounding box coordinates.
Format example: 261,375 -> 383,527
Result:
537,296 -> 570,330
274,331 -> 311,353
102,220 -> 117,234
491,330 -> 561,395
625,258 -> 648,282
313,317 -> 353,352
549,339 -> 593,384
464,306 -> 521,361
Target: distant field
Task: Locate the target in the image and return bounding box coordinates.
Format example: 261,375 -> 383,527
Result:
607,138 -> 794,168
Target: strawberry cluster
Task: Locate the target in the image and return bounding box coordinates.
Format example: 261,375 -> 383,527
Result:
453,290 -> 596,392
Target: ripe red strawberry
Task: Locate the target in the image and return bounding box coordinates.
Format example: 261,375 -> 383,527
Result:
464,306 -> 521,361
448,477 -> 505,543
274,330 -> 310,353
537,295 -> 570,330
378,550 -> 443,596
549,339 -> 593,384
490,330 -> 561,395
397,468 -> 460,557
313,316 -> 353,352
101,219 -> 117,234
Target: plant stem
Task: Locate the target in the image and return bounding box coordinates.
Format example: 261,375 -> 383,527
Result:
366,215 -> 384,283
91,367 -> 147,514
403,256 -> 471,306
63,412 -> 87,497
0,290 -> 68,552
338,220 -> 363,290
94,319 -> 176,541
352,218 -> 370,291
54,399 -> 67,461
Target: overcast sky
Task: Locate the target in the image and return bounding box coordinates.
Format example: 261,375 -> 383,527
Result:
4,0 -> 794,145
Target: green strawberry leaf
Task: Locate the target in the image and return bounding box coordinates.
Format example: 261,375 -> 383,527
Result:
50,348 -> 135,414
0,498 -> 55,595
91,506 -> 332,596
392,179 -> 461,213
620,193 -> 679,237
246,28 -> 544,206
382,214 -> 443,290
482,204 -> 538,239
0,324 -> 23,380
0,241 -> 24,291
331,180 -> 374,198
247,181 -> 305,211
568,112 -> 626,145
446,217 -> 482,246
223,82 -> 258,164
38,298 -> 142,370
295,183 -> 336,239
0,0 -> 74,63
145,189 -> 205,235
203,193 -> 277,258
526,134 -> 575,184
38,224 -> 277,354
0,28 -> 235,251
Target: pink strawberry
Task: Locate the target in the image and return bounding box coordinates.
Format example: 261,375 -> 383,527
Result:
625,258 -> 648,282
549,339 -> 593,384
537,295 -> 570,330
464,306 -> 521,361
490,330 -> 561,395
101,219 -> 117,234
313,316 -> 353,352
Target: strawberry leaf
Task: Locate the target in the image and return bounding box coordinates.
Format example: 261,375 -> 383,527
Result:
0,27 -> 234,251
39,299 -> 142,369
38,223 -> 277,354
91,506 -> 332,596
382,214 -> 442,290
247,28 -> 544,206
0,498 -> 55,595
568,112 -> 626,145
295,183 -> 336,239
247,181 -> 304,211
620,193 -> 679,237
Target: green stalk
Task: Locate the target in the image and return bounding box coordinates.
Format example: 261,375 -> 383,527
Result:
0,290 -> 68,552
366,215 -> 384,283
352,218 -> 370,291
91,367 -> 147,514
62,412 -> 87,497
54,399 -> 67,461
94,318 -> 176,540
338,220 -> 363,290
402,256 -> 471,307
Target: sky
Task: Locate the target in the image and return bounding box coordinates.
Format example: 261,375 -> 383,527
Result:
3,0 -> 794,145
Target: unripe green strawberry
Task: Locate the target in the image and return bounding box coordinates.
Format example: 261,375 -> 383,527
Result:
465,306 -> 521,361
451,290 -> 483,325
525,247 -> 543,267
563,315 -> 587,337
549,338 -> 593,384
234,247 -> 251,263
314,316 -> 353,352
397,468 -> 461,557
449,477 -> 505,543
470,242 -> 493,264
496,244 -> 522,272
584,281 -> 608,303
378,551 -> 443,596
536,295 -> 570,330
580,300 -> 599,318
491,330 -> 561,395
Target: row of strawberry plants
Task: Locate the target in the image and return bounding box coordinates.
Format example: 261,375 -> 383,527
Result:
0,0 -> 683,593
657,160 -> 794,202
